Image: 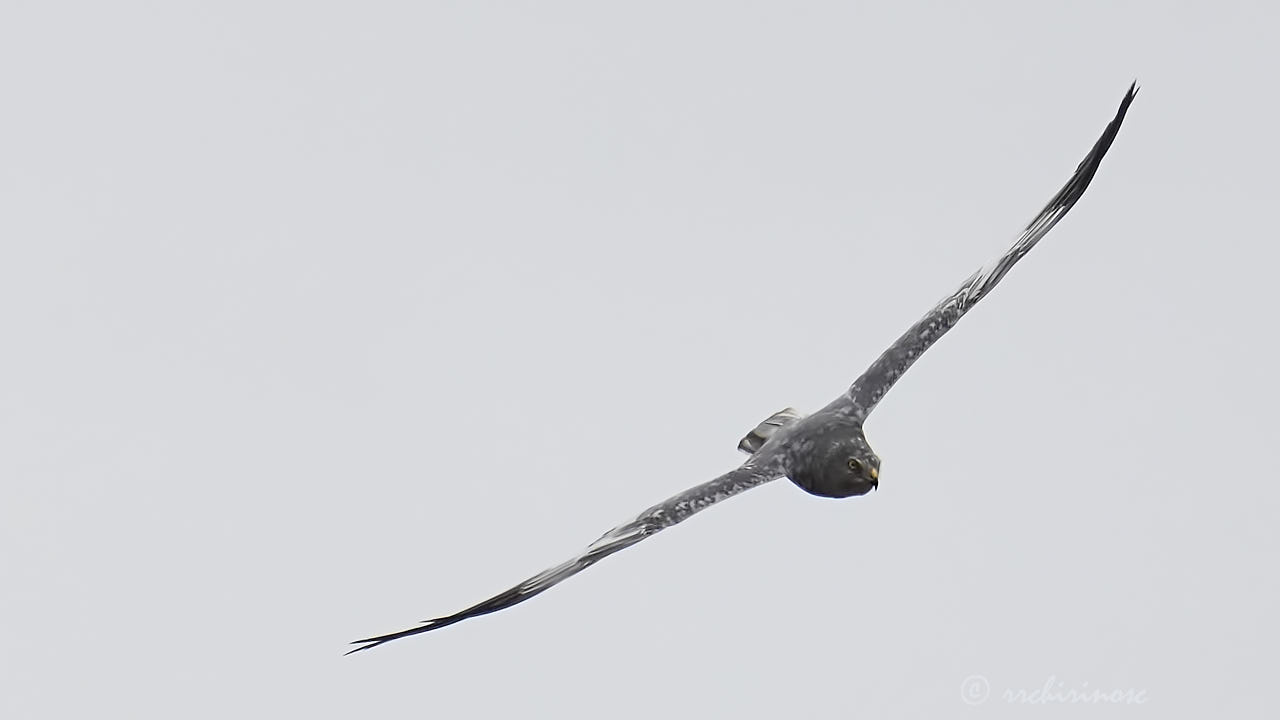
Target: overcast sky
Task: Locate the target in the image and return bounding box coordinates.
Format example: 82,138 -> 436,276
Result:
3,2 -> 1278,718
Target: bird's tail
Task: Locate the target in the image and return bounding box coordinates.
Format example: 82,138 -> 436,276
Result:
737,407 -> 804,455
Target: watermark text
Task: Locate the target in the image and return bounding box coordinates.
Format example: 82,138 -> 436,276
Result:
961,674 -> 1148,706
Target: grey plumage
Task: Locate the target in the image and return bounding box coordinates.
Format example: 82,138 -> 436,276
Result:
737,407 -> 804,455
837,83 -> 1138,421
348,83 -> 1138,654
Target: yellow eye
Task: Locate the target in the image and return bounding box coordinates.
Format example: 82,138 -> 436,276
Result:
847,458 -> 863,473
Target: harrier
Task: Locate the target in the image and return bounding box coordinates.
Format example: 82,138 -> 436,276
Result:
349,83 -> 1137,653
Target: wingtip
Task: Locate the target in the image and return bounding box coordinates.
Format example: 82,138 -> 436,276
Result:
1118,80 -> 1139,111
1092,81 -> 1138,147
344,615 -> 461,655
345,634 -> 392,656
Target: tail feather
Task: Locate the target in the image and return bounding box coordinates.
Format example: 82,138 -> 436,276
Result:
737,407 -> 804,455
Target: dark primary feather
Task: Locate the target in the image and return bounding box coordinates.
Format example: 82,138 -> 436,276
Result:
347,462 -> 784,654
838,82 -> 1138,420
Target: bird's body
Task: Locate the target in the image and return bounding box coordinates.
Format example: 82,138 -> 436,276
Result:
767,409 -> 879,498
348,83 -> 1138,654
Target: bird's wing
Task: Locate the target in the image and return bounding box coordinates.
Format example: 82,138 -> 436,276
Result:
833,82 -> 1138,421
347,458 -> 786,653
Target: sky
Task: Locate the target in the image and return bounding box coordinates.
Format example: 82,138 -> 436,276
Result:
3,2 -> 1278,718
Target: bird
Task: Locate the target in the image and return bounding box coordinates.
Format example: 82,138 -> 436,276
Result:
348,82 -> 1138,654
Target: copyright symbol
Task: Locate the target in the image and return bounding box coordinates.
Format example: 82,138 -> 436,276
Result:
960,675 -> 990,705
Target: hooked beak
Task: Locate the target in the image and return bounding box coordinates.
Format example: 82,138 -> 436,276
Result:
868,466 -> 878,491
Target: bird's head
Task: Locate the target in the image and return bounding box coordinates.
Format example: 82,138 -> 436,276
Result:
786,426 -> 880,499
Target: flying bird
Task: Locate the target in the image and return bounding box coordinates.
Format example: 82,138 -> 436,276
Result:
349,83 -> 1138,654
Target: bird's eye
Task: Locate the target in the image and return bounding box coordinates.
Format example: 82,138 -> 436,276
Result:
847,458 -> 863,473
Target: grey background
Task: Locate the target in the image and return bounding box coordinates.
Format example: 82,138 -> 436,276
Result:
3,1 -> 1277,717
